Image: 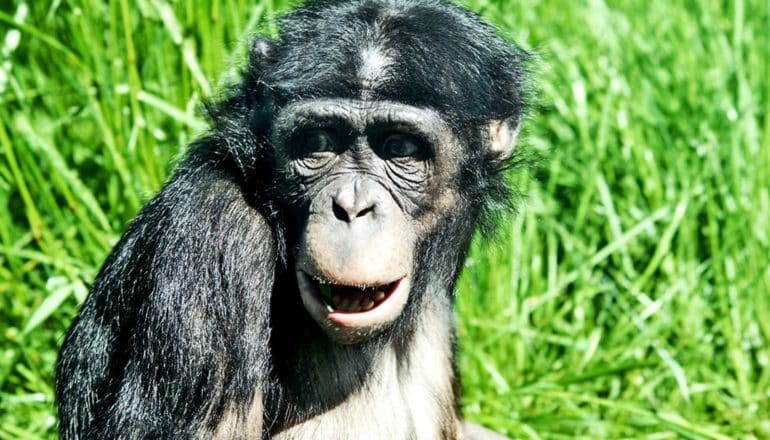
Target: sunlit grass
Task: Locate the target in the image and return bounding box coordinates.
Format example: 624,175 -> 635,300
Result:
1,1 -> 768,438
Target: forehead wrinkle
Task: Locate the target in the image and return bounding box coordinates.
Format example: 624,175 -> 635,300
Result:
278,99 -> 444,125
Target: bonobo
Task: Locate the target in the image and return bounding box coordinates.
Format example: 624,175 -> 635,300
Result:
56,0 -> 530,438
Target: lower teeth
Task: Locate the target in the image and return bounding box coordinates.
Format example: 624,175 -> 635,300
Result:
319,283 -> 390,312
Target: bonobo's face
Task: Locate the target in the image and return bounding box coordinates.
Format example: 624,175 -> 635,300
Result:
272,98 -> 464,344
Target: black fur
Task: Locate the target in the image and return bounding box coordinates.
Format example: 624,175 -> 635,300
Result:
57,0 -> 529,438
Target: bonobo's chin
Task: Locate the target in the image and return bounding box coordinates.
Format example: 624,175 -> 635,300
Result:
295,270 -> 411,344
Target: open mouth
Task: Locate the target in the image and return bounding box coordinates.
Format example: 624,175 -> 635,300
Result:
296,271 -> 410,332
316,280 -> 397,313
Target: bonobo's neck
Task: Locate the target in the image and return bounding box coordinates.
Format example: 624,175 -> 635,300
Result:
269,279 -> 459,438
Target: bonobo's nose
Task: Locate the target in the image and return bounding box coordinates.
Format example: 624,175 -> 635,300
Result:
330,177 -> 378,223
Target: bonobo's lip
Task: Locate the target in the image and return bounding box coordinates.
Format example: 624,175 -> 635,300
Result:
296,270 -> 410,339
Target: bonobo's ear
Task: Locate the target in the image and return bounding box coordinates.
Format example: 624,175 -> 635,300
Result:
487,115 -> 521,163
249,37 -> 273,69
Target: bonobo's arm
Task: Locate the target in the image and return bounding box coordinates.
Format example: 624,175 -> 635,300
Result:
56,146 -> 273,439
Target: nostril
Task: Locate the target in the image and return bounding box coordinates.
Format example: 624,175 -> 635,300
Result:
357,206 -> 375,218
332,201 -> 351,222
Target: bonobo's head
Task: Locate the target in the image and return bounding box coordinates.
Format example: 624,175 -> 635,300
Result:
233,0 -> 528,344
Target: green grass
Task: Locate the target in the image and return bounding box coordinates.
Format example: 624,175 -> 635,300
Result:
1,0 -> 768,438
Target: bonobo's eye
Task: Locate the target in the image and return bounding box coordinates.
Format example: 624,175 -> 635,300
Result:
293,129 -> 336,157
381,133 -> 427,159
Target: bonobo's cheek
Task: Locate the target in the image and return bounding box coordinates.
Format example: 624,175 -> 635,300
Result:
410,157 -> 465,236
294,176 -> 416,344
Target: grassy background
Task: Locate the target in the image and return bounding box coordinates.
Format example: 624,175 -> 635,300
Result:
1,0 -> 768,438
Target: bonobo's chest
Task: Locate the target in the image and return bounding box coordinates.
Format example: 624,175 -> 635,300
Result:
274,301 -> 458,439
272,375 -> 447,439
